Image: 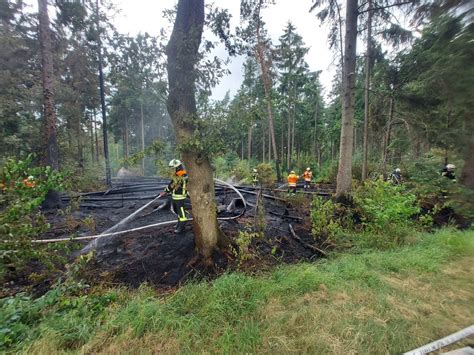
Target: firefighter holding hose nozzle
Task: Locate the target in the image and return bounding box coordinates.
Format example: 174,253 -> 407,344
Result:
160,159 -> 189,234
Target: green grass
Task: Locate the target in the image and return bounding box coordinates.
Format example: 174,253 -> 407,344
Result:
1,228 -> 473,354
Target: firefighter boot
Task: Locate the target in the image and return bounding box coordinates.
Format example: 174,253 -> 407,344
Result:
174,221 -> 185,234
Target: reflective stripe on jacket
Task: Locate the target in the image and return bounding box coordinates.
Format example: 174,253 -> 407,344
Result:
287,173 -> 298,187
303,171 -> 312,182
165,169 -> 188,200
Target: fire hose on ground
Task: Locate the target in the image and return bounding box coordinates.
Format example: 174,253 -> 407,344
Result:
18,178 -> 249,245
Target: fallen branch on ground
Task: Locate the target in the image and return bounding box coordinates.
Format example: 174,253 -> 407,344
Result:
288,224 -> 327,256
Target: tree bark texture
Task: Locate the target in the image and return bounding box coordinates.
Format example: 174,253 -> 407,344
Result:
94,120 -> 100,161
96,0 -> 111,186
287,111 -> 291,167
362,0 -> 372,181
89,114 -> 94,161
248,124 -> 253,160
141,101 -> 145,174
166,0 -> 222,259
254,0 -> 281,181
336,0 -> 358,198
268,128 -> 271,161
38,0 -> 59,170
382,95 -> 394,173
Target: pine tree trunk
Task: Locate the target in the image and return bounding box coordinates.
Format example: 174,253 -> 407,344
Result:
77,111 -> 84,170
382,96 -> 394,173
287,112 -> 291,167
262,128 -> 265,162
141,101 -> 145,175
166,0 -> 223,260
291,105 -> 296,163
361,0 -> 372,181
89,113 -> 95,161
124,116 -> 129,161
268,128 -> 271,161
38,0 -> 59,170
336,0 -> 358,198
94,117 -> 99,161
254,0 -> 281,181
280,127 -> 284,169
95,0 -> 111,186
247,125 -> 253,160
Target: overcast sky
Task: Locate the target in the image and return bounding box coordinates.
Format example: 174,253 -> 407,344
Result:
26,0 -> 338,101
112,0 -> 336,100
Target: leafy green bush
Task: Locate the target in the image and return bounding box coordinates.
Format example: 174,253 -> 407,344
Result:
213,153 -> 240,180
255,162 -> 276,187
232,159 -> 252,183
0,155 -> 65,280
354,180 -> 420,233
311,196 -> 352,242
0,284 -> 118,351
315,160 -> 338,183
403,152 -> 474,221
311,180 -> 424,249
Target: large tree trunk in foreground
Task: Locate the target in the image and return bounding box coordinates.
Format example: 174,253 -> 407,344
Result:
166,0 -> 222,259
38,0 -> 59,170
336,0 -> 358,198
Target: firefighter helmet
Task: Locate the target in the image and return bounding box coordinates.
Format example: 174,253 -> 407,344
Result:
168,159 -> 182,168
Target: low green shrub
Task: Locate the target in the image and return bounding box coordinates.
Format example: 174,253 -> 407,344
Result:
255,162 -> 276,187
315,160 -> 338,183
353,180 -> 420,234
312,180 -> 423,249
311,196 -> 352,243
0,155 -> 65,280
404,153 -> 474,221
232,159 -> 252,183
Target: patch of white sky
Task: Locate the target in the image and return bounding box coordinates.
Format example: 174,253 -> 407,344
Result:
111,0 -> 339,102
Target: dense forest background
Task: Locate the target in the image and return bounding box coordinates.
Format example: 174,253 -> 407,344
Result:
1,0 -> 472,186
1,0 -> 473,353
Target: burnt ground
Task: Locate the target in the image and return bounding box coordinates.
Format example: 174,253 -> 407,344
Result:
18,177 -> 335,292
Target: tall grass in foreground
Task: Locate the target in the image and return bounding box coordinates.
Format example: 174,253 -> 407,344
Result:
1,228 -> 473,353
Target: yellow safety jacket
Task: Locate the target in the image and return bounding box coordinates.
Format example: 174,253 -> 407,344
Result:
165,169 -> 188,200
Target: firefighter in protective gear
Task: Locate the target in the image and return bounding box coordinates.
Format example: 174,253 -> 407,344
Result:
287,170 -> 298,195
389,168 -> 402,185
252,168 -> 259,187
441,164 -> 456,182
22,175 -> 36,188
302,167 -> 313,190
164,159 -> 188,234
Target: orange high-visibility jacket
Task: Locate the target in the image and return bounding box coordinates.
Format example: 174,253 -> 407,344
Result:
287,173 -> 298,186
22,178 -> 35,188
303,171 -> 313,181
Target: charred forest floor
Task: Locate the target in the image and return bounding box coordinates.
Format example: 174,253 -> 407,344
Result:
2,177 -> 336,296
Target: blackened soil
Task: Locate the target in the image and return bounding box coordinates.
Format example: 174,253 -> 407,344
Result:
8,177 -> 334,293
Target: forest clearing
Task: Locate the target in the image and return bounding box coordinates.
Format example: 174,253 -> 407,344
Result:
1,0 -> 473,353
